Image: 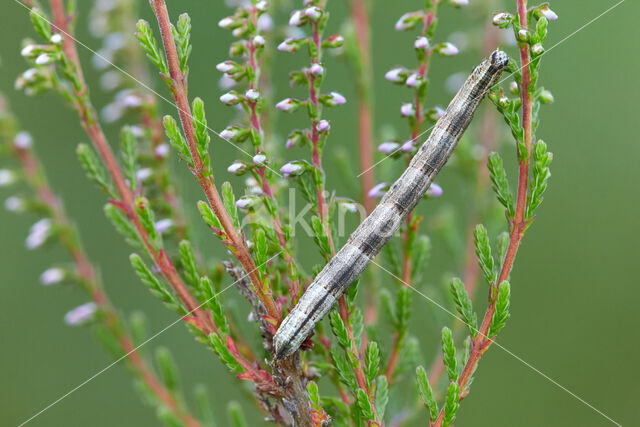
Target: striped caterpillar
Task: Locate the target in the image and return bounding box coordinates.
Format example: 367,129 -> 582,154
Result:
274,50 -> 509,359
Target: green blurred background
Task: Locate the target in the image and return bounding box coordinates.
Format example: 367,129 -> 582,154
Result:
1,0 -> 638,426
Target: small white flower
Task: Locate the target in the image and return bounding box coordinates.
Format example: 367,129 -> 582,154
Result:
235,197 -> 255,209
0,169 -> 16,187
136,168 -> 153,182
492,12 -> 513,26
257,14 -> 273,32
155,144 -> 169,158
341,202 -> 358,213
531,43 -> 544,56
395,12 -> 420,31
253,35 -> 265,47
316,120 -> 330,132
277,38 -> 298,52
539,90 -> 554,104
498,96 -> 510,107
540,6 -> 558,21
326,92 -> 347,106
378,142 -> 400,154
368,182 -> 389,198
256,1 -> 268,12
130,126 -> 144,138
14,131 -> 32,149
40,267 -> 65,286
509,81 -> 519,94
426,183 -> 443,198
64,302 -> 98,326
121,93 -> 142,108
433,106 -> 445,120
439,42 -> 459,56
23,68 -> 39,81
517,29 -> 529,42
401,140 -> 415,152
414,36 -> 429,50
289,10 -> 305,26
406,73 -> 420,87
227,162 -> 247,175
400,103 -> 415,117
253,153 -> 267,165
155,219 -> 174,234
4,196 -> 24,212
50,33 -> 63,45
276,98 -> 298,112
450,0 -> 469,6
35,53 -> 55,65
385,68 -> 405,83
218,17 -> 235,29
26,218 -> 52,250
245,89 -> 260,101
218,74 -> 236,90
220,128 -> 238,140
310,63 -> 324,76
216,61 -> 236,73
304,6 -> 322,20
20,44 -> 36,58
280,162 -> 303,177
219,92 -> 240,105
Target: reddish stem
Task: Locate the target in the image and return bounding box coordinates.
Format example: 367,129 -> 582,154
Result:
432,2 -> 533,425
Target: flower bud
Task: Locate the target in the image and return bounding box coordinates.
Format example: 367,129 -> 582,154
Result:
498,96 -> 510,107
218,17 -> 235,29
236,196 -> 258,210
136,168 -> 153,182
20,44 -> 37,58
305,6 -> 322,21
377,142 -> 400,154
492,12 -> 513,27
257,14 -> 273,32
227,161 -> 248,175
4,196 -> 24,212
14,131 -> 32,149
539,89 -> 554,104
385,68 -> 406,83
219,91 -> 241,105
324,91 -> 346,106
427,106 -> 445,121
276,98 -> 301,112
64,302 -> 98,326
310,63 -> 324,76
155,143 -> 169,158
35,53 -> 56,65
280,161 -> 305,177
426,183 -> 443,198
368,182 -> 389,198
539,6 -> 558,21
216,60 -> 238,73
401,103 -> 415,117
323,34 -> 344,48
438,42 -> 459,56
509,81 -> 519,95
450,0 -> 469,6
517,29 -> 529,42
414,36 -> 429,50
406,73 -> 420,88
40,267 -> 65,285
401,140 -> 415,152
277,38 -> 299,52
245,89 -> 260,101
253,153 -> 267,166
155,219 -> 174,234
316,120 -> 330,132
253,35 -> 265,47
289,10 -> 305,26
26,218 -> 52,250
0,169 -> 16,187
531,43 -> 544,56
395,11 -> 422,31
256,1 -> 268,12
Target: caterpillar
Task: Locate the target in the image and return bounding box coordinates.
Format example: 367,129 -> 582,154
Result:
274,50 -> 509,359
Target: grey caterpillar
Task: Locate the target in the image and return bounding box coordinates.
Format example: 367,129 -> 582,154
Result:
274,50 -> 509,359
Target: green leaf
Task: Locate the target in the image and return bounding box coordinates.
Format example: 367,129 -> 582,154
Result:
155,347 -> 179,392
364,341 -> 380,389
163,115 -> 192,165
136,19 -> 169,76
221,182 -> 240,232
310,215 -> 331,259
374,375 -> 389,420
449,278 -> 478,338
77,144 -> 114,196
356,389 -> 374,422
474,224 -> 496,285
191,97 -> 211,174
411,234 -> 431,282
443,381 -> 460,426
351,308 -> 364,351
193,384 -> 216,427
130,254 -> 180,312
179,240 -> 199,288
104,204 -> 142,249
134,196 -> 159,245
200,276 -> 229,335
173,13 -> 192,75
329,311 -> 351,350
441,327 -> 458,382
487,152 -> 515,218
488,281 -> 511,338
227,401 -> 247,427
209,333 -> 243,374
496,231 -> 510,265
197,200 -> 223,231
30,8 -> 52,40
120,126 -> 138,191
253,229 -> 268,277
526,139 -> 552,220
395,287 -> 412,337
330,346 -> 358,392
416,366 -> 438,421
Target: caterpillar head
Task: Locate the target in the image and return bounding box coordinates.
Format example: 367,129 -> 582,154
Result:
490,49 -> 509,70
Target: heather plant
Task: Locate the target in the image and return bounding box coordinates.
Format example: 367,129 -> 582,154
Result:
3,0 -> 557,425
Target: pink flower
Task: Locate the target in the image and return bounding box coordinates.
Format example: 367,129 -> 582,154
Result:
280,162 -> 304,177
276,98 -> 300,112
316,120 -> 330,132
401,103 -> 415,117
368,182 -> 389,198
540,6 -> 558,21
227,162 -> 247,175
220,92 -> 240,105
401,140 -> 415,152
324,92 -> 346,106
414,36 -> 429,50
427,183 -> 443,198
289,10 -> 305,26
378,142 -> 400,154
64,302 -> 98,326
216,61 -> 237,73
310,63 -> 324,75
40,267 -> 65,285
406,73 -> 420,87
438,42 -> 459,56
